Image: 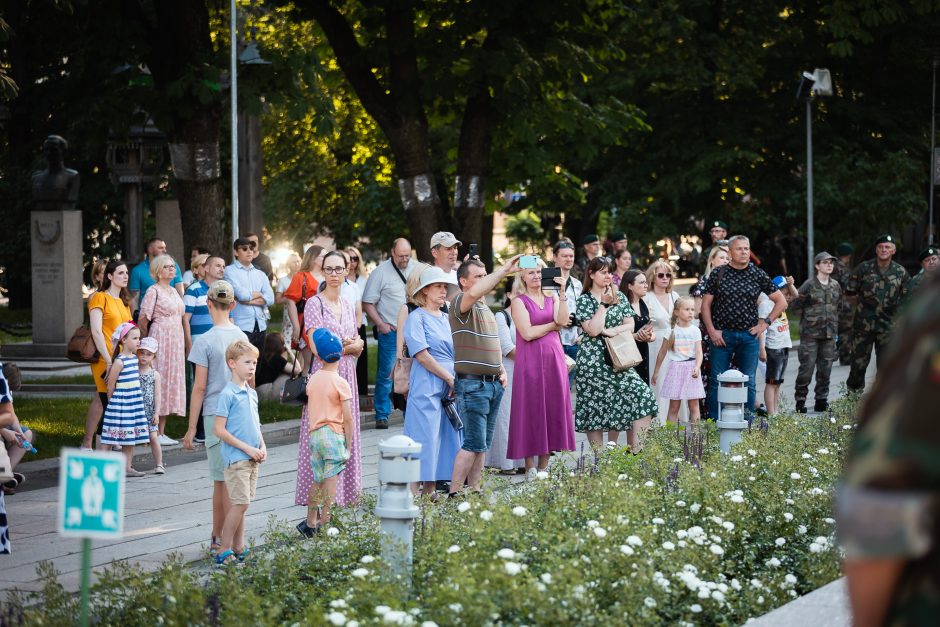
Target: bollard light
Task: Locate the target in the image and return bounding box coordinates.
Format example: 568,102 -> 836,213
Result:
375,434 -> 422,584
716,369 -> 749,454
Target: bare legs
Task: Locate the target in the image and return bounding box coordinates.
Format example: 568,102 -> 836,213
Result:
148,432 -> 163,469
219,503 -> 247,556
627,416 -> 652,453
81,394 -> 103,449
450,450 -> 485,494
212,480 -> 231,541
524,454 -> 551,472
307,475 -> 339,527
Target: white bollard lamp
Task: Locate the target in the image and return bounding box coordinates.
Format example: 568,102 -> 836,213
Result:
716,369 -> 749,454
375,434 -> 423,582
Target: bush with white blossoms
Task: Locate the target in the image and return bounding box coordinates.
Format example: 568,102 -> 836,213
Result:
11,396 -> 859,625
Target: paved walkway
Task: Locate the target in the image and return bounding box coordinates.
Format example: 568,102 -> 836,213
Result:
2,348 -> 876,623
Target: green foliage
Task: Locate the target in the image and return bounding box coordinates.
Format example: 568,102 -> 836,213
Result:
504,210 -> 544,252
11,397 -> 859,625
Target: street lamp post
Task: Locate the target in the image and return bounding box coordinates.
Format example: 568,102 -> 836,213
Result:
798,68 -> 833,277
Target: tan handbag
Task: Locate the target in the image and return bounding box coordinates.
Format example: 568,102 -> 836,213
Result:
66,326 -> 100,363
603,330 -> 643,372
392,353 -> 413,395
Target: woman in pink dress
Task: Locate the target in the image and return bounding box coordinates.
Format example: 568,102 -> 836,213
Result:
507,261 -> 575,479
139,254 -> 186,444
295,251 -> 364,509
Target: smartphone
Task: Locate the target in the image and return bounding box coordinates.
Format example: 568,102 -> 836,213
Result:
468,243 -> 478,258
519,255 -> 539,269
540,266 -> 562,289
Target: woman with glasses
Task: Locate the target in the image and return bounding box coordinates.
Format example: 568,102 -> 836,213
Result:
618,269 -> 656,384
295,250 -> 365,511
139,254 -> 187,445
643,260 -> 681,425
690,245 -> 731,416
345,246 -> 371,396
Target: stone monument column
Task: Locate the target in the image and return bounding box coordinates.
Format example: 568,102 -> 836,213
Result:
31,210 -> 83,346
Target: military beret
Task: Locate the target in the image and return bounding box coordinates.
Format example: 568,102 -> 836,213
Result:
710,220 -> 728,231
582,234 -> 599,245
610,232 -> 627,242
874,234 -> 896,246
919,246 -> 940,262
836,242 -> 854,256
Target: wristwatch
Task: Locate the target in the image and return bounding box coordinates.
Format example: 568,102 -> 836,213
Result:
763,317 -> 772,325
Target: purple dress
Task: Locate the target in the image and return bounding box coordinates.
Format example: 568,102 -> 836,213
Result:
507,294 -> 575,459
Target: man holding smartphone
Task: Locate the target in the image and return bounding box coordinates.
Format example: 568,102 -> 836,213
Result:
447,253 -> 522,496
553,241 -> 582,388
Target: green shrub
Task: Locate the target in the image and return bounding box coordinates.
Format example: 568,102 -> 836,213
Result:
8,397 -> 857,626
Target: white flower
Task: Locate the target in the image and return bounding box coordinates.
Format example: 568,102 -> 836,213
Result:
540,572 -> 553,584
809,543 -> 824,553
729,494 -> 744,503
698,588 -> 710,599
810,487 -> 825,495
709,544 -> 724,556
785,573 -> 798,584
326,527 -> 340,537
620,545 -> 635,556
798,525 -> 808,535
448,603 -> 463,614
690,503 -> 702,513
710,535 -> 723,544
750,578 -> 763,589
731,454 -> 743,461
457,501 -> 471,513
675,500 -> 687,507
593,527 -> 608,538
790,473 -> 802,480
678,540 -> 688,547
690,604 -> 703,613
447,545 -> 460,554
644,480 -> 655,487
330,599 -> 349,609
818,447 -> 830,454
375,606 -> 392,616
712,590 -> 726,602
587,520 -> 599,528
504,561 -> 523,576
815,535 -> 829,544
536,470 -> 549,480
709,472 -> 717,478
627,535 -> 644,546
749,476 -> 756,481
766,557 -> 781,567
662,541 -> 676,550
785,498 -> 795,504
677,529 -> 688,539
757,595 -> 765,604
783,513 -> 793,522
327,611 -> 347,626
479,510 -> 493,521
652,517 -> 665,525
722,521 -> 735,531
775,537 -> 786,547
644,597 -> 657,608
802,453 -> 812,459
512,506 -> 527,517
421,622 -> 439,627
383,610 -> 412,625
843,424 -> 852,430
497,548 -> 516,560
824,517 -> 836,524
361,555 -> 376,564
748,449 -> 757,456
351,568 -> 369,578
731,578 -> 742,591
617,473 -> 628,481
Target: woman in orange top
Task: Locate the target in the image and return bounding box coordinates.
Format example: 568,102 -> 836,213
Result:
284,245 -> 325,362
82,260 -> 133,449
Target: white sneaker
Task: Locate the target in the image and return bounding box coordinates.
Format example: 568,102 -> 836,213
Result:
525,467 -> 538,481
158,435 -> 178,446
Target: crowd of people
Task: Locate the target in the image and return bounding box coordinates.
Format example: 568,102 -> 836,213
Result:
1,223 -> 936,559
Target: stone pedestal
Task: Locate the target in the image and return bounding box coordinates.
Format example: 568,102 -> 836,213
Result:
155,200 -> 184,265
30,210 -> 83,346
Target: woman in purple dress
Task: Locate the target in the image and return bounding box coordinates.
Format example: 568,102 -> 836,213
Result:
295,251 -> 365,510
507,261 -> 575,479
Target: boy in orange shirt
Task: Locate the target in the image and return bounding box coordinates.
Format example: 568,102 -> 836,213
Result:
296,328 -> 355,537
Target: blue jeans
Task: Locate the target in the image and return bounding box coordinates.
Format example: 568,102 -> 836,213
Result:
456,378 -> 504,453
375,329 -> 398,421
563,344 -> 578,389
707,330 -> 760,419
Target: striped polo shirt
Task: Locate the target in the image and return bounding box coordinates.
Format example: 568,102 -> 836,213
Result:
184,280 -> 212,337
449,292 -> 502,376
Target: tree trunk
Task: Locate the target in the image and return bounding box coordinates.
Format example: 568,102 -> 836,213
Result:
453,88 -> 495,252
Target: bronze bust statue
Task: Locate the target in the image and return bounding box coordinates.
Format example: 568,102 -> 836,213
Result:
31,135 -> 80,211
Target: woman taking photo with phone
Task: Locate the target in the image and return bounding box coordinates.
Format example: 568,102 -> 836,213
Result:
576,257 -> 657,451
508,258 -> 574,480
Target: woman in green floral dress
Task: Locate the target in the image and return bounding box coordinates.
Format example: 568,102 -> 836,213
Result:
575,257 -> 658,451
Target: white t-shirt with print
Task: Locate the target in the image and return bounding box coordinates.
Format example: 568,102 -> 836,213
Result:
758,296 -> 792,350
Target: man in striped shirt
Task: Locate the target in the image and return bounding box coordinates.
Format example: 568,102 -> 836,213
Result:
447,254 -> 521,496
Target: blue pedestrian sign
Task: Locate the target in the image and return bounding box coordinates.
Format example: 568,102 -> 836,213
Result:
57,448 -> 125,539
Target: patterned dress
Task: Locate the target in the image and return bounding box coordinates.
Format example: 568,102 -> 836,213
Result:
574,292 -> 658,431
100,355 -> 150,446
295,295 -> 362,507
139,369 -> 158,433
140,285 -> 186,416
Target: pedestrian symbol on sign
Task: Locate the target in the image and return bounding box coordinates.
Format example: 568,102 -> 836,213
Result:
58,449 -> 126,539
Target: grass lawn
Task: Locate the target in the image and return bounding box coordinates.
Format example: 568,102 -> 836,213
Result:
12,397 -> 303,462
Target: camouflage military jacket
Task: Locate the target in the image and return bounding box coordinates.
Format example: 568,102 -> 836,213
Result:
907,269 -> 926,293
846,259 -> 909,329
831,258 -> 853,318
792,276 -> 841,339
837,272 -> 940,626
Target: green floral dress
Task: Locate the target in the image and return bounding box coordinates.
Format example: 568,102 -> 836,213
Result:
574,291 -> 659,431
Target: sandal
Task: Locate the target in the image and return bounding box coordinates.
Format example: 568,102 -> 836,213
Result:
235,547 -> 251,562
12,472 -> 25,486
126,468 -> 145,478
209,537 -> 221,557
215,550 -> 237,566
154,465 -> 166,475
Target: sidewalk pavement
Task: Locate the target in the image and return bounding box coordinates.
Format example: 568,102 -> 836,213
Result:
2,349 -> 876,622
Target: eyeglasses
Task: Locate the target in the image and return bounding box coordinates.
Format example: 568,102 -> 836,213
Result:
162,264 -> 175,270
323,266 -> 347,275
349,256 -> 359,262
247,242 -> 257,249
657,272 -> 673,279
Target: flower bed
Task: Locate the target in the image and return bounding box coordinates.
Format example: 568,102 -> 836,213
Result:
9,397 -> 857,626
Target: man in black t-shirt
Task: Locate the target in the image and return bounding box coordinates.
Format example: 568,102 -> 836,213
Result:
700,235 -> 787,419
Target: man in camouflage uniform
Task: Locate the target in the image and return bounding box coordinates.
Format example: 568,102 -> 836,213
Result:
906,246 -> 939,294
791,251 -> 841,413
700,220 -> 729,273
832,242 -> 854,364
845,234 -> 909,391
837,270 -> 940,627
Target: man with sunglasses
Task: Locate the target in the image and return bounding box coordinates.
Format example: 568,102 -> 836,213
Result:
701,235 -> 786,419
224,237 -> 275,354
242,232 -> 274,281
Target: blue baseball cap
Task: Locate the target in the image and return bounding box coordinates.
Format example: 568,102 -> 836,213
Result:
772,275 -> 787,289
312,328 -> 343,363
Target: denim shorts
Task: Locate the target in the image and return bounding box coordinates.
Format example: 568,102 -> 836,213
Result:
456,378 -> 504,453
765,347 -> 789,384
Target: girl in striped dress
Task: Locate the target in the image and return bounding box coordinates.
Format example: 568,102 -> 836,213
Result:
100,322 -> 151,477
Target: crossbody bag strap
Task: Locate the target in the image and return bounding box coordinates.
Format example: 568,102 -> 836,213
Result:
392,262 -> 407,284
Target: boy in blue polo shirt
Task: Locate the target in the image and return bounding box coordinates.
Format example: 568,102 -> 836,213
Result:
213,340 -> 266,565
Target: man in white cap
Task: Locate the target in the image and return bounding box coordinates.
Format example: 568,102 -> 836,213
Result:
430,231 -> 461,282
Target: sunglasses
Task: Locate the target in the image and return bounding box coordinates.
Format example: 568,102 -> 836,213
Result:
247,242 -> 257,249
349,256 -> 359,262
237,246 -> 252,252
657,272 -> 673,279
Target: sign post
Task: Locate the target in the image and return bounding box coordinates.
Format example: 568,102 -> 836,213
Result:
57,448 -> 126,627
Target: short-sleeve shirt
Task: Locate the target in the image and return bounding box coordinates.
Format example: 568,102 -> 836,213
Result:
129,259 -> 182,302
449,292 -> 502,376
361,259 -> 418,326
306,369 -> 352,436
183,280 -> 212,337
559,276 -> 582,346
187,324 -> 249,447
703,263 -> 778,331
88,291 -> 133,393
668,324 -> 702,361
214,381 -> 262,467
758,297 -> 792,350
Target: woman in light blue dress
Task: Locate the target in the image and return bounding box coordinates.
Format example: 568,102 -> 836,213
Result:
402,267 -> 462,497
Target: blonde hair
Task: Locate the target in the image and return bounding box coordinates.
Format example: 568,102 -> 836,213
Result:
149,254 -> 176,281
345,246 -> 365,280
405,262 -> 430,306
670,296 -> 695,328
704,246 -> 730,277
645,260 -> 674,293
225,340 -> 259,362
191,253 -> 209,274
